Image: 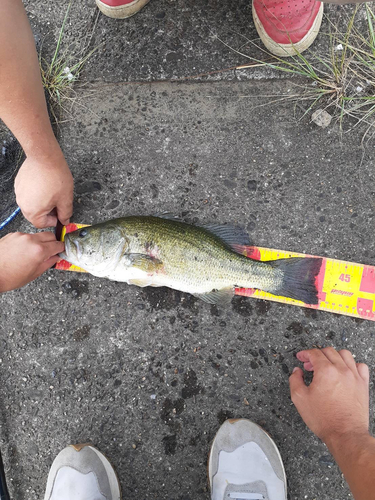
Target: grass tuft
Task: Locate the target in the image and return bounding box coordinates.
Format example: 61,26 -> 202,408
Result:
39,2 -> 99,124
218,5 -> 375,138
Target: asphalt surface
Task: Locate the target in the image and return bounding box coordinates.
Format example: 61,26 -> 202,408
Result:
0,1 -> 375,500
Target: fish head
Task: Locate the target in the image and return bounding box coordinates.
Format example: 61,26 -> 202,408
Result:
60,223 -> 129,275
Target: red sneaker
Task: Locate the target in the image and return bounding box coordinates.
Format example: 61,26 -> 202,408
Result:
252,0 -> 323,56
96,0 -> 150,19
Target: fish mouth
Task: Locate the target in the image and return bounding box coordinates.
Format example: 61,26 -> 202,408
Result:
58,236 -> 69,260
73,238 -> 82,260
59,236 -> 81,263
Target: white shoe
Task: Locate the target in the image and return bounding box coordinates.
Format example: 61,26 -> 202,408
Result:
208,419 -> 287,500
44,444 -> 121,500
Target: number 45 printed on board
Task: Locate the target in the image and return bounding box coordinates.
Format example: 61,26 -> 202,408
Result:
339,274 -> 351,283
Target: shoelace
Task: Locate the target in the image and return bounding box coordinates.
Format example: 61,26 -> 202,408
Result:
228,494 -> 264,499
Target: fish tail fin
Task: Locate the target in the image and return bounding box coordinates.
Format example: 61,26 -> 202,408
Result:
267,257 -> 322,305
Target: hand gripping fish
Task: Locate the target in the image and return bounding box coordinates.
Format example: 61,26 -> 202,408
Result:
60,216 -> 322,306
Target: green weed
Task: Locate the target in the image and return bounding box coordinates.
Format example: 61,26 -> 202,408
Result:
219,5 -> 375,138
39,2 -> 99,123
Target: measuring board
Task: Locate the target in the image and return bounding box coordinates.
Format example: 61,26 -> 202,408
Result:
55,223 -> 375,321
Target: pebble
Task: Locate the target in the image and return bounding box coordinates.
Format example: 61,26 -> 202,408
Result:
311,109 -> 332,129
319,454 -> 335,466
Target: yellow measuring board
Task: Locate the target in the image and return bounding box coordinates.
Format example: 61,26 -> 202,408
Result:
236,246 -> 375,321
56,223 -> 375,321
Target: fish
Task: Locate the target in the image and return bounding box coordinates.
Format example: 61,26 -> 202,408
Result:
60,215 -> 322,305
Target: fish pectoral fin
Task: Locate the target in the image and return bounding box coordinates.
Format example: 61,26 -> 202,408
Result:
194,287 -> 234,306
126,254 -> 164,273
128,278 -> 153,287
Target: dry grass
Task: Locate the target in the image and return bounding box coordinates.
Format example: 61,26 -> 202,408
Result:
39,2 -> 100,124
216,5 -> 375,139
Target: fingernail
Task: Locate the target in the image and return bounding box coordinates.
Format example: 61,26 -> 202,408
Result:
292,367 -> 299,373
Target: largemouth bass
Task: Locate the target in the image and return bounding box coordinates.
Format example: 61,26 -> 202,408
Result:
60,216 -> 322,305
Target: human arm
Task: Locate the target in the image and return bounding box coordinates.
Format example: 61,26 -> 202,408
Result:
0,0 -> 73,228
289,347 -> 374,500
0,232 -> 64,292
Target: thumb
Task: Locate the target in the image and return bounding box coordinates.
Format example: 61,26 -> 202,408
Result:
56,199 -> 73,226
289,367 -> 308,400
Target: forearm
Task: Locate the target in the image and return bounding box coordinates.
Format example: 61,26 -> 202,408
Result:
326,433 -> 375,500
0,0 -> 59,159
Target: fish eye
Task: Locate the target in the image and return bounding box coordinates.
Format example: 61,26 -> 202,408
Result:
79,229 -> 87,238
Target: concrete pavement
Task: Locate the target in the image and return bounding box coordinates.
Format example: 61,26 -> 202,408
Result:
0,1 -> 374,499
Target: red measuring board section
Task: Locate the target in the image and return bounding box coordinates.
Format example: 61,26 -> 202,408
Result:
56,224 -> 375,321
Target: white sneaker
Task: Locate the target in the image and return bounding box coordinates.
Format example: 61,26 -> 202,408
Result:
208,419 -> 287,500
44,444 -> 121,500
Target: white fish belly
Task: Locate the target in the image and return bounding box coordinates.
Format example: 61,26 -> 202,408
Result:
104,265 -> 235,294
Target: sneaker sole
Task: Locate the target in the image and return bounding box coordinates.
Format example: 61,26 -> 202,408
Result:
96,0 -> 150,19
70,444 -> 122,500
207,418 -> 287,497
252,2 -> 323,57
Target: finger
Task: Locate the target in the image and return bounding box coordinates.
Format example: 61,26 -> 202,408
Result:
39,255 -> 60,274
338,349 -> 357,372
289,367 -> 308,399
296,349 -> 332,370
42,240 -> 65,259
303,362 -> 314,372
357,363 -> 370,384
56,199 -> 73,226
296,350 -> 315,362
33,231 -> 58,242
31,214 -> 58,229
320,347 -> 347,367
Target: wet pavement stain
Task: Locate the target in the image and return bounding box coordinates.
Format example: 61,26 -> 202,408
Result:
217,410 -> 234,425
181,369 -> 202,399
73,325 -> 91,342
63,279 -> 89,299
232,296 -> 253,317
162,434 -> 177,455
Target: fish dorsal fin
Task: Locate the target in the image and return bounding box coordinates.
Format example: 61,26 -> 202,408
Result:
124,253 -> 164,273
153,215 -> 251,254
201,224 -> 251,254
153,213 -> 183,221
194,287 -> 234,306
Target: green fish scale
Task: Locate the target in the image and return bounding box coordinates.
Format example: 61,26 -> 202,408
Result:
111,216 -> 278,292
